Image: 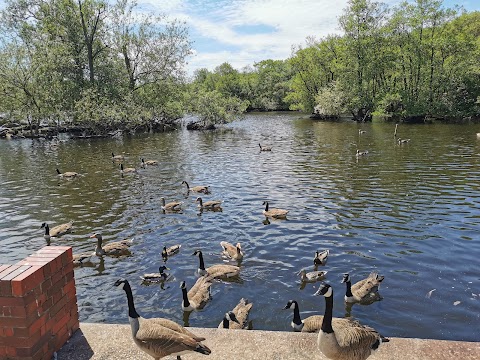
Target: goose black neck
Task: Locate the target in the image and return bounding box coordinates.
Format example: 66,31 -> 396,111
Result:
123,282 -> 140,318
182,286 -> 190,307
321,295 -> 334,334
198,252 -> 205,270
184,181 -> 189,189
345,280 -> 353,297
44,224 -> 50,235
264,202 -> 269,211
292,303 -> 302,325
222,317 -> 229,328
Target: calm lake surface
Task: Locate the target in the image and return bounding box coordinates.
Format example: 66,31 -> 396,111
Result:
1,113 -> 479,341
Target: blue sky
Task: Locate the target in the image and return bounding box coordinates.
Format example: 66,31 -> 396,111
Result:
141,0 -> 480,76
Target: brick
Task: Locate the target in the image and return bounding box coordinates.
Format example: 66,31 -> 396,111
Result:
9,305 -> 28,318
62,262 -> 74,276
0,296 -> 25,307
1,265 -> 31,281
50,296 -> 67,319
0,279 -> 12,297
40,278 -> 52,293
11,265 -> 44,296
29,313 -> 48,336
52,313 -> 70,334
40,297 -> 53,313
0,265 -> 9,273
63,281 -> 76,297
4,328 -> 14,336
0,346 -> 5,356
6,346 -> 16,356
47,277 -> 66,298
13,327 -> 30,337
0,265 -> 21,279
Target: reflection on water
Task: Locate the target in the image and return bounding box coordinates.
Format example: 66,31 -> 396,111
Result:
1,113 -> 479,341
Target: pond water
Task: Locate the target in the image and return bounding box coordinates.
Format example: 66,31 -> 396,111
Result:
0,113 -> 479,341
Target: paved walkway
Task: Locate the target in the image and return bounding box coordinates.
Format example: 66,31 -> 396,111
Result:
56,323 -> 480,360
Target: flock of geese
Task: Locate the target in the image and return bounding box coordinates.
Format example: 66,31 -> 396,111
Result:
42,143 -> 391,360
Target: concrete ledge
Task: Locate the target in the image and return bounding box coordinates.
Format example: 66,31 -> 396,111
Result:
56,323 -> 480,360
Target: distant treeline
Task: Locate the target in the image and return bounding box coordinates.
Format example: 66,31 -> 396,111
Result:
0,0 -> 479,136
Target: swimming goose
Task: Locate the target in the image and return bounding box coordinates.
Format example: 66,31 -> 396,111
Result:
314,250 -> 329,266
112,152 -> 124,161
90,232 -> 133,257
262,201 -> 288,219
180,277 -> 213,312
141,158 -> 158,168
56,168 -> 79,178
114,279 -> 211,360
41,221 -> 74,241
160,197 -> 183,212
193,250 -> 240,279
397,138 -> 410,144
342,273 -> 384,304
259,143 -> 272,151
220,241 -> 244,261
299,269 -> 327,283
162,245 -> 181,261
284,300 -> 335,333
359,130 -> 367,135
196,197 -> 222,211
182,181 -> 210,194
141,266 -> 170,282
218,298 -> 253,329
315,283 -> 388,360
356,150 -> 369,157
120,163 -> 137,174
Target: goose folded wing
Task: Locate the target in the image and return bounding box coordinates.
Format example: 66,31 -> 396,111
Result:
135,324 -> 202,355
334,319 -> 381,348
145,318 -> 205,341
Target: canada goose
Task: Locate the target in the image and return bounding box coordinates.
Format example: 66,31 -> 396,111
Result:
359,130 -> 367,135
283,300 -> 325,333
41,221 -> 74,241
112,152 -> 124,161
259,143 -> 272,151
180,277 -> 213,312
90,232 -> 133,257
477,133 -> 480,138
162,245 -> 181,261
72,251 -> 96,266
56,168 -> 79,178
160,197 -> 183,212
218,298 -> 253,329
299,269 -> 327,283
218,311 -> 241,329
397,138 -> 410,144
193,250 -> 240,279
342,273 -> 384,304
196,197 -> 222,211
220,241 -> 244,261
114,279 -> 211,360
315,283 -> 388,360
120,163 -> 137,174
262,201 -> 288,219
356,150 -> 368,157
141,266 -> 170,282
314,250 -> 329,266
141,158 -> 158,168
182,181 -> 210,194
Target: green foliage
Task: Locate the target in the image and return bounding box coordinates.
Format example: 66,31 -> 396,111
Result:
314,82 -> 346,116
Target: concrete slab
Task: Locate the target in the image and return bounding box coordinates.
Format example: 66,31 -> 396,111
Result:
56,323 -> 480,360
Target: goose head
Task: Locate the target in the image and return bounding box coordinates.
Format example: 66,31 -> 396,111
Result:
283,300 -> 297,310
180,281 -> 186,290
192,249 -> 202,257
114,279 -> 128,290
159,266 -> 169,273
314,283 -> 333,297
341,273 -> 350,283
225,311 -> 240,324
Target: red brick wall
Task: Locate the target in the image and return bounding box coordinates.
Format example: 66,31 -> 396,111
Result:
0,246 -> 79,360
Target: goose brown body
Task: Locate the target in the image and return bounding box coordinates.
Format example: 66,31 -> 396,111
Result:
262,201 -> 288,219
160,197 -> 182,212
220,241 -> 244,260
91,233 -> 133,257
193,250 -> 240,279
141,159 -> 158,167
162,245 -> 181,261
56,169 -> 79,178
314,250 -> 329,266
315,284 -> 388,360
181,276 -> 213,312
218,298 -> 253,329
112,152 -> 124,161
41,221 -> 74,239
115,279 -> 211,359
299,269 -> 327,283
120,164 -> 137,174
343,272 -> 384,304
259,143 -> 272,151
182,181 -> 210,194
196,197 -> 222,210
283,300 -> 351,333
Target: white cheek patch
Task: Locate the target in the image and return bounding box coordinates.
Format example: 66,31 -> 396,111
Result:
324,287 -> 333,297
291,302 -> 296,309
